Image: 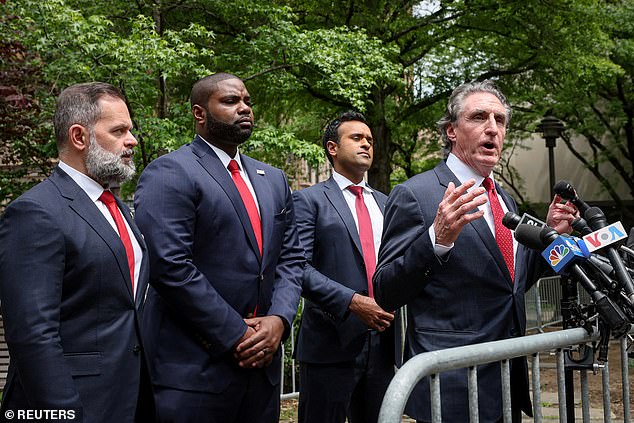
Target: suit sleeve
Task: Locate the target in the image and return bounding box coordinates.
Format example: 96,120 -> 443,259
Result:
373,183 -> 440,311
266,174 -> 305,335
292,189 -> 356,320
134,158 -> 247,356
0,198 -> 82,411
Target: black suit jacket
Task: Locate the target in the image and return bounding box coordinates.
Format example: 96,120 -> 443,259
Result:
293,176 -> 399,365
374,161 -> 538,422
0,167 -> 150,423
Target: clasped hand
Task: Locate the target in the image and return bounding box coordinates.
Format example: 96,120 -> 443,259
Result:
233,315 -> 284,369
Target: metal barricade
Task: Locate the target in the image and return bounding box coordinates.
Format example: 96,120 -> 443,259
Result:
525,276 -> 592,333
282,277 -> 575,400
377,327 -> 633,423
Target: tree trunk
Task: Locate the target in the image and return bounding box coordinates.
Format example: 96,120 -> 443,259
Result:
367,89 -> 393,194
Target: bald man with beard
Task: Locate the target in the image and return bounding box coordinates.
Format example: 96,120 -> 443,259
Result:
134,73 -> 305,423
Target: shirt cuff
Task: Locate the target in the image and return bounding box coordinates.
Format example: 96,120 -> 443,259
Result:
429,225 -> 453,259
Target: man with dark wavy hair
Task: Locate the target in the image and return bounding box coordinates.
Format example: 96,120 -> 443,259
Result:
293,110 -> 398,423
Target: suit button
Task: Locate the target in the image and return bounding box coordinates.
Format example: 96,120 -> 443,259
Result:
133,345 -> 141,354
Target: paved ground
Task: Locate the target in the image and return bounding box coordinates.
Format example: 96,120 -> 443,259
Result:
524,391 -> 614,422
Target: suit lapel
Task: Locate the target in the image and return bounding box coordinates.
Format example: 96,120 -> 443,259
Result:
51,167 -> 135,299
434,162 -> 513,284
323,177 -> 363,257
371,190 -> 387,212
191,137 -> 262,263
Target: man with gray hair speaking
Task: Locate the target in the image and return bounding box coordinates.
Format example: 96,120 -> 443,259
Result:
374,80 -> 577,423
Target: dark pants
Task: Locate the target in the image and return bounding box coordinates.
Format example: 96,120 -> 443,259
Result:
298,331 -> 394,423
135,359 -> 157,422
154,369 -> 279,423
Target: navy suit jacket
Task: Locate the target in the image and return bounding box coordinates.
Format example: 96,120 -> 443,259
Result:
0,167 -> 150,423
293,176 -> 399,365
134,136 -> 304,394
374,161 -> 538,422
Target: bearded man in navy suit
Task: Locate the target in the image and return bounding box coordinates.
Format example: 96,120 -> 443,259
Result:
134,73 -> 304,423
0,82 -> 152,423
293,111 -> 398,423
373,80 -> 577,423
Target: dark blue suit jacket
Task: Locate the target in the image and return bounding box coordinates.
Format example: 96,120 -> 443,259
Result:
134,136 -> 304,394
0,167 -> 150,423
374,161 -> 538,422
293,176 -> 399,365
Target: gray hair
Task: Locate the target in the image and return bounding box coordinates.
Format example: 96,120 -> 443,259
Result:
436,80 -> 512,155
53,82 -> 126,152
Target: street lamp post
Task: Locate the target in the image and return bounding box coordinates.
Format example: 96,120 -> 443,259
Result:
537,115 -> 571,423
537,116 -> 565,199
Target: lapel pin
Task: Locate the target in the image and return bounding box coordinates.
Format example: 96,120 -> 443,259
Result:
256,169 -> 265,175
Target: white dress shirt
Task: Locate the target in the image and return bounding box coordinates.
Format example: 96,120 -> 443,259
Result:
332,171 -> 383,260
200,137 -> 261,215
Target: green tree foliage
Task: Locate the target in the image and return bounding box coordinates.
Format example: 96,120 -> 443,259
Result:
0,12 -> 56,204
2,0 -> 632,218
2,0 -> 216,198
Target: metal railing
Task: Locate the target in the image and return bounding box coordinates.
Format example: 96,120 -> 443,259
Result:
281,276 -> 577,400
377,327 -> 633,423
525,276 -> 592,333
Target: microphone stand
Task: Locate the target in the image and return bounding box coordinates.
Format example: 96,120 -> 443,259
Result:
560,275 -> 580,423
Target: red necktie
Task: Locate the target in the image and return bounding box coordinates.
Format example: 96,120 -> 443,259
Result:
348,185 -> 376,298
228,159 -> 263,256
99,190 -> 135,291
482,178 -> 515,281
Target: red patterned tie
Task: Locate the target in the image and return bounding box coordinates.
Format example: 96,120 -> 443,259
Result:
348,185 -> 376,298
482,178 -> 515,281
228,159 -> 263,256
99,190 -> 135,291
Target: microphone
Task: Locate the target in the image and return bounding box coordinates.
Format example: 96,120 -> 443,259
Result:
514,224 -> 630,335
514,223 -> 547,250
502,211 -> 546,231
580,208 -> 634,303
553,180 -> 591,216
552,181 -> 634,304
572,217 -> 593,235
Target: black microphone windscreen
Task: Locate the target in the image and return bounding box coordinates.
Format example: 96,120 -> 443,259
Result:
539,226 -> 560,245
502,212 -> 521,230
514,224 -> 546,250
572,217 -> 593,235
584,206 -> 607,230
553,180 -> 575,199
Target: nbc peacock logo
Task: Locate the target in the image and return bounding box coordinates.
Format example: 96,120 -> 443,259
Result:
548,245 -> 569,266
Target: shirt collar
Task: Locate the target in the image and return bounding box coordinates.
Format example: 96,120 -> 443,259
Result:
199,136 -> 244,171
58,161 -> 107,202
332,170 -> 373,193
446,153 -> 494,190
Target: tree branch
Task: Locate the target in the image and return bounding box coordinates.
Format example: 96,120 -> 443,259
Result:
243,64 -> 294,81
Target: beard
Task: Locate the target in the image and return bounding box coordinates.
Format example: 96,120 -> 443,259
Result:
205,112 -> 252,145
85,132 -> 136,186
